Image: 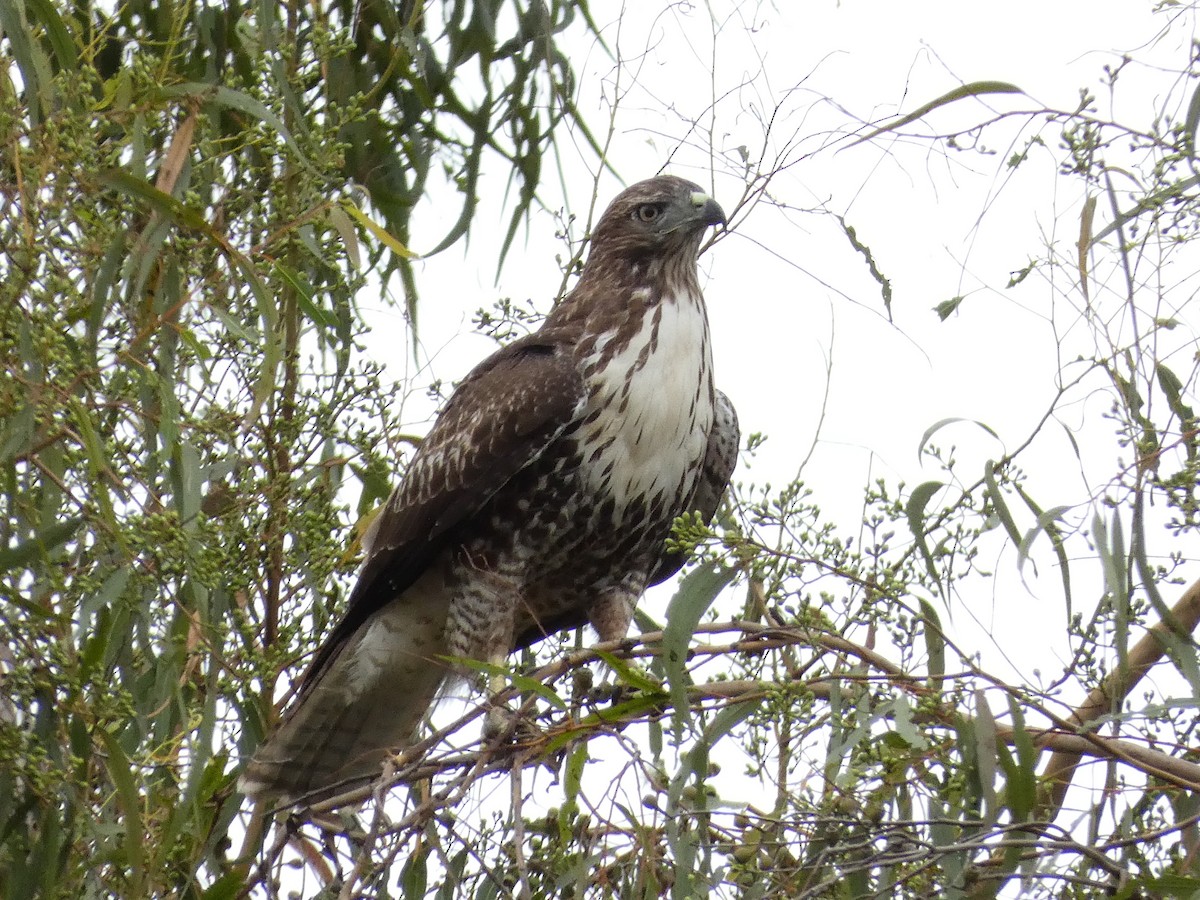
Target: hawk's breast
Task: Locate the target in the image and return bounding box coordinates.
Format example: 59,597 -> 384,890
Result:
577,288 -> 714,522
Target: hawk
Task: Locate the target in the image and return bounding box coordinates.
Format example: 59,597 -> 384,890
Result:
241,176 -> 739,804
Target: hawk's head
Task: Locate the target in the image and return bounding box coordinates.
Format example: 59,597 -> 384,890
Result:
586,175 -> 726,267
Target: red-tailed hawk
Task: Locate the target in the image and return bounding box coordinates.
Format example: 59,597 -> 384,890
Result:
241,176 -> 738,804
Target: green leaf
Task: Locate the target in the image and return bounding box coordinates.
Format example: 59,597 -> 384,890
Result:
1099,508 -> 1128,603
1132,493 -> 1200,688
1003,697 -> 1037,822
668,699 -> 761,814
0,517 -> 84,574
933,296 -> 964,320
1185,80 -> 1200,156
662,563 -> 736,732
200,873 -> 246,900
632,605 -> 663,635
424,122 -> 485,259
541,692 -> 663,759
560,740 -> 588,826
919,598 -> 945,691
573,693 -> 669,729
1013,484 -> 1073,614
341,199 -> 418,259
972,693 -> 999,823
1095,173 -> 1200,241
890,694 -> 928,750
982,460 -> 1021,546
327,205 -> 362,271
836,214 -> 892,317
97,168 -> 213,233
1007,259 -> 1037,287
1095,509 -> 1129,676
1157,362 -> 1196,423
400,851 -> 428,899
24,0 -> 77,71
69,397 -> 121,519
0,0 -> 54,125
231,253 -> 280,433
701,697 -> 760,748
274,261 -> 338,330
1138,874 -> 1200,897
437,850 -> 470,900
173,441 -> 203,524
592,649 -> 662,693
0,394 -> 35,465
79,568 -> 130,661
98,728 -> 145,893
906,480 -> 946,585
854,80 -> 1024,146
918,417 -> 1000,460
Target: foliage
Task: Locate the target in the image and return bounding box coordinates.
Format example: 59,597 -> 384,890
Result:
0,0 -> 597,896
7,1 -> 1200,899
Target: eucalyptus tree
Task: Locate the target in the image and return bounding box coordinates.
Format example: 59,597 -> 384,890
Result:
0,1 -> 599,895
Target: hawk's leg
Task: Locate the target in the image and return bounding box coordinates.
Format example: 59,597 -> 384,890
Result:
444,557 -> 522,742
481,671 -> 521,742
481,618 -> 522,743
588,591 -> 635,644
588,578 -> 642,644
588,583 -> 647,706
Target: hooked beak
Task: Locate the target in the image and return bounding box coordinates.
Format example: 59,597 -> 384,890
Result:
689,190 -> 727,227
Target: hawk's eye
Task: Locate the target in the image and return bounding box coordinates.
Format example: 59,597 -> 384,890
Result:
634,203 -> 663,223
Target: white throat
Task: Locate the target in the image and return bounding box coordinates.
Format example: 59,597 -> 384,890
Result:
579,289 -> 714,517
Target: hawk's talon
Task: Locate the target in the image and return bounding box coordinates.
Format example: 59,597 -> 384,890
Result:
482,704 -> 520,743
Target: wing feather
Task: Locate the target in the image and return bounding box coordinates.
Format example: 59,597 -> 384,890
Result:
298,328 -> 585,695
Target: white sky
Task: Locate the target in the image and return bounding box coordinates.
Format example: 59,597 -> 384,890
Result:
353,0 -> 1198,690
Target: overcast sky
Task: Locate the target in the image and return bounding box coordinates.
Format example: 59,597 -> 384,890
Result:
354,1 -> 1198,687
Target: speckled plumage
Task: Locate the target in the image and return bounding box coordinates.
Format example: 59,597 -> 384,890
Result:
241,176 -> 739,805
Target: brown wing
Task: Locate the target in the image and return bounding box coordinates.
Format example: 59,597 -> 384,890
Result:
243,332 -> 587,803
299,328 -> 586,694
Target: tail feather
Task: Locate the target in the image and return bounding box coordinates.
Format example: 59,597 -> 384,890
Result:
240,575 -> 451,805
